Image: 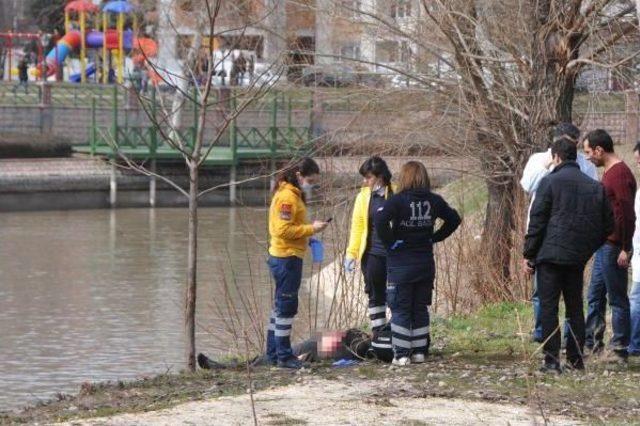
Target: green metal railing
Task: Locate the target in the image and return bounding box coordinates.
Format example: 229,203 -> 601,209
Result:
87,87 -> 313,163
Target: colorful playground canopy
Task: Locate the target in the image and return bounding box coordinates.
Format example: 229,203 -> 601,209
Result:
64,0 -> 100,13
103,1 -> 136,14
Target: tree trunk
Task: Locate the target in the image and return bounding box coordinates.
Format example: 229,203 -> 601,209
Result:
185,164 -> 198,372
480,157 -> 518,302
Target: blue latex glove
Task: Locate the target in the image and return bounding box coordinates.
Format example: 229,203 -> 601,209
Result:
332,358 -> 359,368
390,240 -> 404,250
309,238 -> 324,263
344,257 -> 356,273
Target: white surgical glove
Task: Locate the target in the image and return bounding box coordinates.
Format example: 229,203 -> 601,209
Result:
343,257 -> 356,273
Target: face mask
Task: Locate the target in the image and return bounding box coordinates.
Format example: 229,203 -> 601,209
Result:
373,183 -> 383,192
301,182 -> 314,193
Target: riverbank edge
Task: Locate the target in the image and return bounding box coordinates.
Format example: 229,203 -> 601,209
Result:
2,302 -> 639,425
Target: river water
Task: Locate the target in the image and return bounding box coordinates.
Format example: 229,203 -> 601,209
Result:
0,207 -> 289,411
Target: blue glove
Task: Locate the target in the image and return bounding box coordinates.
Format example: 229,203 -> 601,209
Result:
332,358 -> 359,368
390,240 -> 404,250
344,257 -> 356,273
309,238 -> 324,263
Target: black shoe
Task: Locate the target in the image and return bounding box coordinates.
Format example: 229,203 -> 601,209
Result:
539,362 -> 562,375
565,359 -> 585,371
531,332 -> 543,344
277,357 -> 304,369
587,343 -> 604,355
250,356 -> 277,367
197,353 -> 213,370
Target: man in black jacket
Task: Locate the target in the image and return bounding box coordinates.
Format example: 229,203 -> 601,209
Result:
523,138 -> 614,373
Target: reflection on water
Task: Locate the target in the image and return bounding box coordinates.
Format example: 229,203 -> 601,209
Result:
0,208 -> 274,410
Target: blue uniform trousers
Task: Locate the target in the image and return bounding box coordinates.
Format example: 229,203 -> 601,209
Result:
387,257 -> 434,358
266,255 -> 303,363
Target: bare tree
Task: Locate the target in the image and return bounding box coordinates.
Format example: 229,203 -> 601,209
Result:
110,0 -> 283,371
319,0 -> 639,300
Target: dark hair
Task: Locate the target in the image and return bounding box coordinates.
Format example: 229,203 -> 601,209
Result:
273,157 -> 320,201
551,137 -> 577,161
633,141 -> 640,154
585,129 -> 614,153
359,156 -> 392,186
553,122 -> 580,142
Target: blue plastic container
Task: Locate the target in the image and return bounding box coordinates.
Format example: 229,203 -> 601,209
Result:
309,238 -> 324,263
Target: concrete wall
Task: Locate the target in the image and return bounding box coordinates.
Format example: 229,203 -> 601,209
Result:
1,91 -> 639,147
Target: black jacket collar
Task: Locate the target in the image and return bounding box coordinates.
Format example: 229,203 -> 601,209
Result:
551,161 -> 579,174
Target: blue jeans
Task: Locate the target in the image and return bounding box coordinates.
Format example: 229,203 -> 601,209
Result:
585,244 -> 631,352
629,281 -> 640,355
266,255 -> 303,363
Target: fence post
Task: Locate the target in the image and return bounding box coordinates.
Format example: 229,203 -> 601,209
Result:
229,94 -> 238,205
287,95 -> 293,149
91,97 -> 97,156
307,93 -> 313,147
112,84 -> 119,147
269,94 -> 278,191
149,88 -> 158,207
625,90 -> 639,146
110,85 -> 119,208
39,83 -> 53,135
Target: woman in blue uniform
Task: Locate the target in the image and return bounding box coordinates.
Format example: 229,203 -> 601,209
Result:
374,161 -> 461,365
344,156 -> 394,333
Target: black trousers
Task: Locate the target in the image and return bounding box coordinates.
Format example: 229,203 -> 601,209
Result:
361,253 -> 388,330
537,262 -> 585,366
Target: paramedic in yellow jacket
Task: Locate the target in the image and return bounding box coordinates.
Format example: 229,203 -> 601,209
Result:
267,157 -> 330,369
345,156 -> 394,332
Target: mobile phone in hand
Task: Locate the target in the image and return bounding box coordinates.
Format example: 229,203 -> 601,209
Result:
325,217 -> 333,223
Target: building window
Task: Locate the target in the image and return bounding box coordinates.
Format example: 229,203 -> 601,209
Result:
340,0 -> 361,17
339,44 -> 361,61
390,0 -> 411,18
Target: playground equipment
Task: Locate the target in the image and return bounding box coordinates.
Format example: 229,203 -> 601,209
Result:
43,0 -> 157,84
0,32 -> 46,82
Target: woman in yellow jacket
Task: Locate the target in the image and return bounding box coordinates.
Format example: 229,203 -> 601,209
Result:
345,156 -> 394,333
267,157 -> 329,369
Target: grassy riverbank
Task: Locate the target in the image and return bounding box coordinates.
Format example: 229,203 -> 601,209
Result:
3,302 -> 639,425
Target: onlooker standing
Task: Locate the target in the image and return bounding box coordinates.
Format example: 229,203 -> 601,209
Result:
13,59 -> 29,94
523,138 -> 613,373
374,161 -> 461,365
520,122 -> 598,342
582,129 -> 636,361
344,156 -> 395,333
629,142 -> 640,357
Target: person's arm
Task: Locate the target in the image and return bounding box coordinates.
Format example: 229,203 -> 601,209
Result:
520,152 -> 551,194
523,177 -> 552,260
373,196 -> 399,249
270,194 -> 315,240
345,192 -> 365,260
432,196 -> 462,243
619,175 -> 636,252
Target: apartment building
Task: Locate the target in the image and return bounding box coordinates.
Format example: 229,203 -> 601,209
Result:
156,0 -> 418,76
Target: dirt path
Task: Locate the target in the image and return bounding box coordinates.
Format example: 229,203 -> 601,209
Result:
58,377 -> 580,426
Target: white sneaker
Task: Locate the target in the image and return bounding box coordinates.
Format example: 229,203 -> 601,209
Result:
410,353 -> 425,364
392,356 -> 411,366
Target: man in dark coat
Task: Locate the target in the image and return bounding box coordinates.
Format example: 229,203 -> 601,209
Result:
523,137 -> 614,373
